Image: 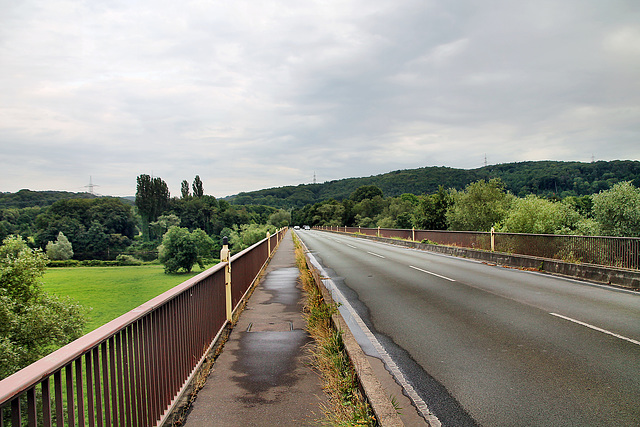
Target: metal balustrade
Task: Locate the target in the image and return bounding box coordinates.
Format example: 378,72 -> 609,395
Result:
319,226 -> 640,270
0,229 -> 286,426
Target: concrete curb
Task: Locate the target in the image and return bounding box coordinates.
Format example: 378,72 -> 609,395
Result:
327,231 -> 640,291
303,252 -> 405,426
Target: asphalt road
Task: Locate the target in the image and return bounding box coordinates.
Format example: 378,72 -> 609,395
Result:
296,230 -> 640,427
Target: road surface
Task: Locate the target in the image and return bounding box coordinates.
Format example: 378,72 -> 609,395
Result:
296,230 -> 640,426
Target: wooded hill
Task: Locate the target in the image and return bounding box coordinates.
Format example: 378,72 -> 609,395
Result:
226,160 -> 640,208
0,190 -> 100,209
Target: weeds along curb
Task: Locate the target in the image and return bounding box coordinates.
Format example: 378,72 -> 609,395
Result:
294,234 -> 404,427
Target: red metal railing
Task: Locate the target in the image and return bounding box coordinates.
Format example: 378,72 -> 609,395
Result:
0,228 -> 287,426
318,226 -> 640,270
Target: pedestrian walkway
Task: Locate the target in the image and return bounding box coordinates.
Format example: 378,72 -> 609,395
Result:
182,230 -> 327,426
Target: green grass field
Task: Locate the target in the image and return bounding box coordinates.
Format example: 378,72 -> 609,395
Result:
42,265 -> 212,333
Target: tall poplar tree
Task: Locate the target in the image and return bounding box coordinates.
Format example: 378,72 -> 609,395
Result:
181,180 -> 190,199
136,174 -> 170,240
192,175 -> 204,198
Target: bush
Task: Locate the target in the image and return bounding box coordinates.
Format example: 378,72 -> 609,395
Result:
115,254 -> 143,266
158,227 -> 199,273
47,259 -> 81,268
0,235 -> 86,379
46,232 -> 74,260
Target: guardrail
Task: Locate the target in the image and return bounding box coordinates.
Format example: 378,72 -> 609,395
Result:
0,228 -> 286,426
319,226 -> 640,271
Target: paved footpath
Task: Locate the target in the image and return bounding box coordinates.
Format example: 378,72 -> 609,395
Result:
182,230 -> 327,426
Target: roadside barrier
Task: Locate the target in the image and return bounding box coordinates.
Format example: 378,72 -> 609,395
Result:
318,226 -> 640,271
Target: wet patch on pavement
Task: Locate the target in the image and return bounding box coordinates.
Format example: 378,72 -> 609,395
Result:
232,330 -> 313,403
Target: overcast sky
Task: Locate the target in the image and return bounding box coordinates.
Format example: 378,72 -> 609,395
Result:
1,0 -> 639,198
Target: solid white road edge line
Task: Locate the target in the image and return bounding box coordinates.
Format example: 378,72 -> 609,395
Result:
304,248 -> 441,426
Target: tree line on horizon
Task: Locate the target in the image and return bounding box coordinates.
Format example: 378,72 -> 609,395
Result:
227,160 -> 640,209
292,180 -> 640,238
0,175 -> 289,266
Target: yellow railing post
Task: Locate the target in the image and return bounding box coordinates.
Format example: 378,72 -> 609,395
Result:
220,237 -> 232,321
491,227 -> 495,251
267,231 -> 271,255
412,227 -> 415,241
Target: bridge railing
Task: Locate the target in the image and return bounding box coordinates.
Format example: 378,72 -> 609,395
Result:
320,226 -> 640,270
0,228 -> 286,427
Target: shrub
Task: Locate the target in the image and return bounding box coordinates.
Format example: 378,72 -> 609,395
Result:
115,254 -> 143,266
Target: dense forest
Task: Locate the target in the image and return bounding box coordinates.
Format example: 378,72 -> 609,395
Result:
227,160 -> 640,208
0,189 -> 104,209
2,160 -> 639,261
0,176 -> 283,262
291,179 -> 640,238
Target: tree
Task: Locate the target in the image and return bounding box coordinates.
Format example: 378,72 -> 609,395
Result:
136,174 -> 170,240
0,236 -> 86,379
413,186 -> 451,230
592,181 -> 640,237
350,185 -> 383,203
446,179 -> 515,231
84,221 -> 110,255
181,180 -> 190,199
495,195 -> 591,235
191,229 -> 216,268
192,175 -> 204,198
149,214 -> 181,241
46,231 -> 74,260
158,227 -> 199,273
268,209 -> 291,228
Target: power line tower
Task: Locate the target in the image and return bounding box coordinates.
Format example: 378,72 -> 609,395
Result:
313,171 -> 317,184
84,176 -> 99,195
484,154 -> 488,168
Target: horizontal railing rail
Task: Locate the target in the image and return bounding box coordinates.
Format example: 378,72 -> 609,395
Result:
318,226 -> 640,270
0,228 -> 286,426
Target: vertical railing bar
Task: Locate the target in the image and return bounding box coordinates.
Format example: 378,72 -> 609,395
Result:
150,310 -> 161,424
125,325 -> 135,427
115,333 -> 126,427
122,328 -> 132,427
178,295 -> 188,389
10,397 -> 20,427
85,351 -> 95,427
27,387 -> 36,427
149,310 -> 161,425
108,337 -> 117,426
65,364 -> 75,427
42,378 -> 52,427
159,306 -> 170,415
173,296 -> 184,391
144,313 -> 156,426
160,307 -> 169,420
133,320 -> 146,427
54,370 -> 64,427
101,343 -> 111,427
75,359 -> 85,427
92,347 -> 103,427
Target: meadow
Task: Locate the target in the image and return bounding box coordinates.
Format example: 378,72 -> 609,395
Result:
42,264 -> 213,333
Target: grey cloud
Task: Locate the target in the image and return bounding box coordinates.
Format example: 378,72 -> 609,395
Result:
1,0 -> 639,197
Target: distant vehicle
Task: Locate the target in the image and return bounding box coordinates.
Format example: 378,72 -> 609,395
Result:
303,225 -> 310,230
294,226 -> 300,230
